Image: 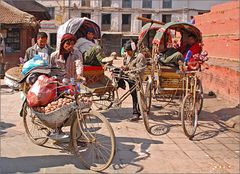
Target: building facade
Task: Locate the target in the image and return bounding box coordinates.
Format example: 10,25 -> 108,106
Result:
37,0 -> 230,54
0,1 -> 39,69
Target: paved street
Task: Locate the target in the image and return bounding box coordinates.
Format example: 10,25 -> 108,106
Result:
0,60 -> 239,173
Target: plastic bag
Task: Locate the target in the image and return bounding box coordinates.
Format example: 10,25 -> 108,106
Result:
22,55 -> 48,75
27,75 -> 57,107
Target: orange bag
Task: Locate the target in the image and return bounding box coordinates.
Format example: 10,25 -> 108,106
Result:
27,75 -> 57,107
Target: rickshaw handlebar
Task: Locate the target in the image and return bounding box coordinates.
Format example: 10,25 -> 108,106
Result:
137,16 -> 165,25
124,66 -> 147,74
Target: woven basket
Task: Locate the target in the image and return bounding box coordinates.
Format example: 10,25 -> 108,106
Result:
32,102 -> 77,129
32,100 -> 92,129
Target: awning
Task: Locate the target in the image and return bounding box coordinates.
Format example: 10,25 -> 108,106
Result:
4,0 -> 51,20
0,1 -> 37,26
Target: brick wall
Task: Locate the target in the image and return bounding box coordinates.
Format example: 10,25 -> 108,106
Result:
195,0 -> 240,104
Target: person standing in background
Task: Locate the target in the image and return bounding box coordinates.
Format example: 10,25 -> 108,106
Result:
190,16 -> 195,24
24,32 -> 55,62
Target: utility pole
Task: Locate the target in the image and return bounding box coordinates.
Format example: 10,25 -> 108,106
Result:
68,0 -> 71,19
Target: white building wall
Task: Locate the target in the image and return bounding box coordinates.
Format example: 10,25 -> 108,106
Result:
152,0 -> 161,9
37,0 -> 231,41
112,0 -> 121,8
111,13 -> 120,31
172,0 -> 230,10
132,0 -> 141,8
131,13 -> 141,33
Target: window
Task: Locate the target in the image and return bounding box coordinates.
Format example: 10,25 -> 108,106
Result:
102,14 -> 111,24
122,0 -> 132,8
142,0 -> 152,8
101,14 -> 111,31
122,14 -> 131,25
162,14 -> 172,23
47,7 -> 55,19
102,0 -> 111,7
5,28 -> 20,53
82,0 -> 90,7
122,14 -> 131,31
50,33 -> 56,48
163,0 -> 172,8
81,13 -> 91,19
142,14 -> 152,26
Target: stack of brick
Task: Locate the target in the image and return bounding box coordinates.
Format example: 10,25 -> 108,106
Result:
195,0 -> 239,104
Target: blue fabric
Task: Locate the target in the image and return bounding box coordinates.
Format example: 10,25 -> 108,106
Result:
22,55 -> 48,75
185,50 -> 192,63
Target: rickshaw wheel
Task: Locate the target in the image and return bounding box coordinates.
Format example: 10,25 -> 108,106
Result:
71,110 -> 116,172
181,94 -> 198,139
145,80 -> 153,114
137,88 -> 151,133
196,79 -> 203,115
22,102 -> 50,145
92,91 -> 114,110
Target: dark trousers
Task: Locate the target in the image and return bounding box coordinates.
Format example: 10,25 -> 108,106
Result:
118,78 -> 139,115
127,80 -> 140,115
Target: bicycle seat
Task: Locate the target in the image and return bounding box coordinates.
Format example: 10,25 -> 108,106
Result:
112,67 -> 122,74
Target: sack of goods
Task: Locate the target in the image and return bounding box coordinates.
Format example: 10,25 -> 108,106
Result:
22,55 -> 48,75
27,75 -> 57,107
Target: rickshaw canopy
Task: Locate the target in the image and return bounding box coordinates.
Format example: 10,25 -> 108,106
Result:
152,22 -> 202,46
139,23 -> 163,42
56,17 -> 101,48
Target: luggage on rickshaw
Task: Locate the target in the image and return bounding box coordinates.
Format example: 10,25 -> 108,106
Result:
4,66 -> 23,90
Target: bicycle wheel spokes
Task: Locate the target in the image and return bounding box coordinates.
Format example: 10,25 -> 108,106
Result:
137,89 -> 151,133
181,94 -> 198,139
71,110 -> 115,171
196,79 -> 204,115
23,103 -> 50,145
92,91 -> 114,110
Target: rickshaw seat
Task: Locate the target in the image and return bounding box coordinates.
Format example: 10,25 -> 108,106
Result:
82,65 -> 114,94
159,65 -> 181,79
81,75 -> 114,94
83,65 -> 104,84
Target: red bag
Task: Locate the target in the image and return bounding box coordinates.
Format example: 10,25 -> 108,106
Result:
27,75 -> 57,107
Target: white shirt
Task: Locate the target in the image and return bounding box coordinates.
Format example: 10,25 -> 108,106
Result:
36,45 -> 49,61
74,37 -> 97,54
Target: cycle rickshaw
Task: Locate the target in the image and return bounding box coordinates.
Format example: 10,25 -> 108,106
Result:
57,19 -> 149,128
138,18 -> 208,139
17,66 -> 116,172
3,17 -> 116,172
56,17 -> 116,110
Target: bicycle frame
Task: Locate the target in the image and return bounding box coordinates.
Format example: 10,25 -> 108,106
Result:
111,72 -> 142,107
182,71 -> 199,106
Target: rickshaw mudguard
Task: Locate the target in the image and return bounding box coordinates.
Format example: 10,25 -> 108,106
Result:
152,22 -> 202,46
19,99 -> 27,117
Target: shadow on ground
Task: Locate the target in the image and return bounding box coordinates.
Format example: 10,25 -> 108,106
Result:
0,155 -> 85,173
0,136 -> 162,173
0,121 -> 15,136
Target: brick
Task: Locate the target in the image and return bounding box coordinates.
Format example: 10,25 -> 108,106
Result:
211,1 -> 239,12
202,37 -> 240,61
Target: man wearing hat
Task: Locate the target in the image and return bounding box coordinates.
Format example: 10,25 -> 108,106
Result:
122,40 -> 147,121
75,28 -> 104,66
